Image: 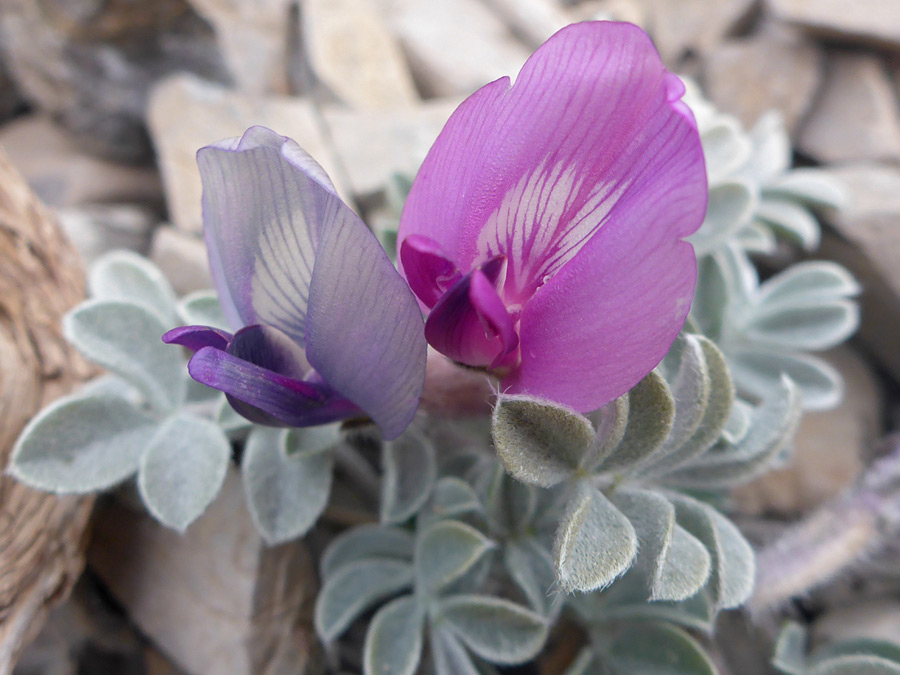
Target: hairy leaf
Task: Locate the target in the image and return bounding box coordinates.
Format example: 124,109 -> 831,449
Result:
757,262 -> 860,308
492,394 -> 594,487
745,300 -> 859,351
363,596 -> 423,675
605,621 -> 717,675
689,179 -> 757,255
381,429 -> 437,524
504,538 -> 560,617
765,168 -> 845,209
284,423 -> 342,459
416,520 -> 494,595
811,658 -> 900,675
584,395 -> 629,471
756,198 -> 820,250
137,413 -> 230,531
242,427 -> 333,544
64,300 -> 184,413
320,524 -> 414,579
554,483 -> 637,592
434,594 -> 547,665
772,622 -> 807,675
89,250 -> 178,326
177,290 -> 230,330
431,626 -> 482,675
427,477 -> 483,522
315,559 -> 414,643
10,393 -> 157,493
729,348 -> 841,411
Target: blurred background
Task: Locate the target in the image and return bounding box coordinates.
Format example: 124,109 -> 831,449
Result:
1,0 -> 900,673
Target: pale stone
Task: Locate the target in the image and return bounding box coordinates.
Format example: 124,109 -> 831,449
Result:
0,115 -> 163,209
567,0 -> 648,28
321,97 -> 461,198
147,74 -> 348,234
813,601 -> 900,646
89,470 -> 320,675
381,0 -> 531,97
645,0 -> 758,64
704,28 -> 823,136
302,0 -> 418,109
818,163 -> 900,381
733,347 -> 882,517
150,226 -> 213,295
483,0 -> 570,48
798,52 -> 900,163
769,0 -> 900,50
189,0 -> 295,95
57,205 -> 159,264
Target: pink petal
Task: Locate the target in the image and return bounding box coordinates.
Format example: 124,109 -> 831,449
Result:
400,235 -> 462,310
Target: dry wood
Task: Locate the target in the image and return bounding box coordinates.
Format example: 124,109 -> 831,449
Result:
0,148 -> 95,672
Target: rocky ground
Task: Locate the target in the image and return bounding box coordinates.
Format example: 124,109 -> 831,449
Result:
1,0 -> 900,673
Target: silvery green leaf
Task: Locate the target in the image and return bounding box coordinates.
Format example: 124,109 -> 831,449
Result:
504,538 -> 560,617
88,250 -> 178,326
426,477 -> 482,522
215,396 -> 253,436
431,626 -> 482,675
597,371 -> 674,473
583,395 -> 629,471
756,198 -> 821,250
320,524 -> 414,579
363,595 -> 423,675
176,290 -> 230,330
772,622 -> 807,675
730,348 -> 839,410
184,373 -> 219,405
433,594 -> 547,665
415,520 -> 494,595
491,394 -> 594,487
78,374 -> 142,403
483,466 -> 538,536
722,398 -> 753,444
672,495 -> 755,609
688,179 -> 757,255
691,254 -> 730,340
744,300 -> 858,352
736,221 -> 779,254
381,429 -> 437,524
814,641 -> 900,666
765,168 -> 845,209
612,489 -> 710,602
64,300 -> 185,413
554,482 -> 637,592
811,658 -> 900,675
563,648 -> 600,675
744,111 -> 791,181
605,621 -> 717,675
314,559 -> 414,643
758,262 -> 860,307
645,337 -> 734,476
241,427 -> 333,544
137,413 -> 230,531
10,393 -> 158,493
594,577 -> 716,633
702,117 -> 752,181
285,423 -> 342,459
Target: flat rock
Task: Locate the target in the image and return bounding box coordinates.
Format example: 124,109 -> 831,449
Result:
798,52 -> 900,163
188,0 -> 294,94
148,74 -> 348,234
734,346 -> 882,516
380,0 -> 531,98
645,0 -> 759,64
57,205 -> 159,265
0,0 -> 228,162
703,28 -> 823,136
818,163 -> 900,381
150,225 -> 213,295
768,0 -> 900,51
322,97 -> 461,198
303,0 -> 419,109
0,115 -> 163,209
89,470 -> 320,675
483,0 -> 570,48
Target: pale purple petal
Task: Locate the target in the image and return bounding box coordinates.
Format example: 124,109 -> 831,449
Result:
197,126 -> 339,343
227,324 -> 311,381
162,325 -> 232,352
399,234 -> 462,310
505,240 -> 697,411
424,262 -> 516,369
305,204 -> 427,440
399,22 -> 706,304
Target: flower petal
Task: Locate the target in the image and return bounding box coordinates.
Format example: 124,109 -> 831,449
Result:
399,21 -> 706,302
197,126 -> 339,343
162,325 -> 232,352
305,205 -> 427,440
187,346 -> 358,428
424,261 -> 517,369
505,239 -> 697,412
399,234 -> 461,310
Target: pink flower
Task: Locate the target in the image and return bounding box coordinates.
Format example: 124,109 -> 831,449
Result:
397,22 -> 707,413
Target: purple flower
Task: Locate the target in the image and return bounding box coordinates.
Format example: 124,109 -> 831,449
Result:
164,126 -> 426,439
397,22 -> 708,413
